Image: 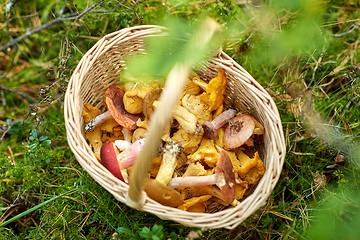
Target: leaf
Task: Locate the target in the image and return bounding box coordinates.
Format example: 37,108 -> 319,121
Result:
44,157 -> 51,163
117,227 -> 134,235
139,227 -> 152,238
169,232 -> 177,240
40,140 -> 52,147
38,135 -> 48,142
152,225 -> 163,236
29,143 -> 37,150
41,0 -> 58,25
31,129 -> 37,138
123,17 -> 221,83
29,136 -> 36,142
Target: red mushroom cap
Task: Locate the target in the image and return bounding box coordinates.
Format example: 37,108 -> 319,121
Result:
100,141 -> 124,182
105,86 -> 140,130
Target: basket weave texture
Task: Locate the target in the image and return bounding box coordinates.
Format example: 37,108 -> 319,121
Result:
64,25 -> 286,229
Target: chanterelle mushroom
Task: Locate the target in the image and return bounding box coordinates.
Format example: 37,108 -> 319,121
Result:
142,87 -> 162,119
167,150 -> 236,204
123,82 -> 154,114
153,100 -> 200,135
181,94 -> 212,124
195,69 -> 227,112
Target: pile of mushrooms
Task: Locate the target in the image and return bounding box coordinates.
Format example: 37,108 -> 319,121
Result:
83,70 -> 266,212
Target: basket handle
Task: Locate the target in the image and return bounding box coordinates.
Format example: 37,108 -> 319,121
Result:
127,19 -> 221,209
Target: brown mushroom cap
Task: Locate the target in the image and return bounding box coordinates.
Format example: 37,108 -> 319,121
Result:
143,178 -> 184,208
215,150 -> 236,204
142,87 -> 162,119
100,141 -> 124,182
105,86 -> 140,130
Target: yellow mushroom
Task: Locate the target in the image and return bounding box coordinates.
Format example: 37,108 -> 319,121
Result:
171,128 -> 203,154
182,78 -> 202,97
82,104 -> 103,161
188,139 -> 219,168
177,195 -> 212,212
236,150 -> 258,177
242,152 -> 265,184
123,82 -> 154,114
181,94 -> 212,124
196,69 -> 227,112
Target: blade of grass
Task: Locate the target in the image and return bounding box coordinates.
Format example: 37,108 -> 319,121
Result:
0,188 -> 78,228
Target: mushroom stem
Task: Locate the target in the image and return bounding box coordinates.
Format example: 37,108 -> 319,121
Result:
85,110 -> 112,132
168,174 -> 217,189
168,150 -> 235,204
155,141 -> 181,185
202,109 -> 236,139
119,138 -> 145,169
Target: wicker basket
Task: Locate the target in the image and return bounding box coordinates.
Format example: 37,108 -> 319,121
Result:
64,25 -> 286,229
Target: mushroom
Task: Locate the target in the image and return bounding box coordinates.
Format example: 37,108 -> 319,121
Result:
114,140 -> 132,151
85,86 -> 140,131
167,150 -> 236,204
195,69 -> 227,112
202,108 -> 237,139
100,141 -> 127,182
182,78 -> 202,97
100,138 -> 145,182
183,162 -> 207,177
223,114 -> 255,149
170,128 -> 203,154
155,141 -> 181,185
142,87 -> 162,119
188,139 -> 219,168
123,82 -> 154,114
179,185 -> 238,206
143,178 -> 184,208
172,105 -> 200,135
82,104 -> 103,160
177,195 -> 212,212
118,138 -> 145,169
132,128 -> 148,143
241,152 -> 265,184
181,94 -> 212,124
153,101 -> 200,135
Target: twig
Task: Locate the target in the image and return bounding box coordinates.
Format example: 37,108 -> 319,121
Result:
0,85 -> 38,103
0,0 -> 104,52
9,13 -> 39,21
334,24 -> 359,37
59,0 -> 68,17
5,0 -> 13,43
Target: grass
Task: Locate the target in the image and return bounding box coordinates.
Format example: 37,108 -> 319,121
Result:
1,0 -> 359,239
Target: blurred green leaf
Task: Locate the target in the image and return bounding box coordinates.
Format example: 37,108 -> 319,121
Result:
29,143 -> 37,150
38,135 -> 48,142
117,227 -> 134,235
31,129 -> 37,138
122,17 -> 221,83
40,139 -> 51,147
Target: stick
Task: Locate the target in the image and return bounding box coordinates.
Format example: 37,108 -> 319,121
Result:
0,0 -> 104,52
0,85 -> 38,103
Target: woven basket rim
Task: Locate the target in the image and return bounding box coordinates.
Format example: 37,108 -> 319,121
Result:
64,25 -> 286,229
